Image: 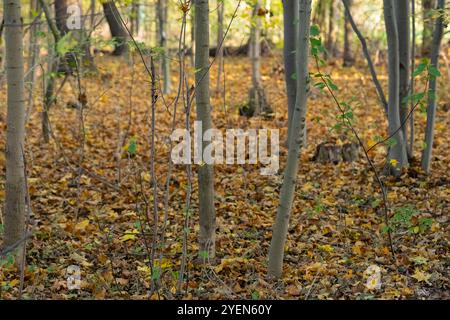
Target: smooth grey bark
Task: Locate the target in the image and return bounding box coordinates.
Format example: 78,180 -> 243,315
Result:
343,0 -> 354,66
268,0 -> 312,279
39,0 -> 61,142
157,0 -> 171,94
251,1 -> 262,86
409,0 -> 416,156
26,0 -> 40,121
102,1 -> 129,56
195,0 -> 216,260
342,0 -> 388,113
383,0 -> 408,175
396,0 -> 411,149
131,0 -> 140,36
326,0 -> 337,56
421,0 -> 445,173
421,0 -> 436,56
190,1 -> 196,66
3,0 -> 26,262
248,0 -> 271,116
283,0 -> 299,146
216,0 -> 224,92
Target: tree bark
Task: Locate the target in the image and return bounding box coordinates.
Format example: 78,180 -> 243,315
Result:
283,0 -> 298,146
343,0 -> 354,66
157,0 -> 171,94
326,0 -> 336,56
131,0 -> 140,37
396,0 -> 411,151
3,0 -> 26,263
421,0 -> 445,173
248,0 -> 271,116
54,0 -> 69,35
102,1 -> 129,56
409,0 -> 416,156
383,0 -> 408,175
268,0 -> 312,279
195,0 -> 216,261
216,0 -> 224,92
26,0 -> 40,121
421,0 -> 436,56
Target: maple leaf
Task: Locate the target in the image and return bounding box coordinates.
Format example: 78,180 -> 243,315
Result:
412,269 -> 431,284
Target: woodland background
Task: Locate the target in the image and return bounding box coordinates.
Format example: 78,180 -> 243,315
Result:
0,0 -> 449,300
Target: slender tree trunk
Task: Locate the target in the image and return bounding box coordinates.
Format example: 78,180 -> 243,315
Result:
396,0 -> 411,154
283,0 -> 299,145
102,1 -> 129,56
421,0 -> 445,173
342,0 -> 388,113
195,0 -> 216,261
26,0 -> 40,121
157,0 -> 171,94
268,0 -> 312,279
384,0 -> 408,175
54,0 -> 69,36
248,0 -> 271,116
343,0 -> 354,66
421,0 -> 436,56
131,1 -> 140,37
3,0 -> 26,263
409,0 -> 416,156
42,60 -> 57,143
251,2 -> 262,86
90,0 -> 96,29
190,1 -> 196,66
326,0 -> 336,56
216,0 -> 224,92
39,0 -> 62,142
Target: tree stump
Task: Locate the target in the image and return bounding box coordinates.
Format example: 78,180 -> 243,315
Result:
312,142 -> 359,164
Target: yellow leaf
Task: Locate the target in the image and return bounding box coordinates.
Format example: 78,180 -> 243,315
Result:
412,269 -> 431,284
120,229 -> 139,242
9,279 -> 19,287
75,219 -> 90,232
345,217 -> 354,225
367,139 -> 377,148
318,244 -> 334,253
389,159 -> 398,167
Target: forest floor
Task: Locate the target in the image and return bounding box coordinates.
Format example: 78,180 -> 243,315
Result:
0,54 -> 449,300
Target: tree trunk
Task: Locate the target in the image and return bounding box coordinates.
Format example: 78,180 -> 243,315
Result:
248,0 -> 271,117
39,0 -> 62,142
190,0 -> 196,66
216,0 -> 224,92
421,0 -> 445,173
102,1 -> 129,56
268,0 -> 312,279
3,0 -> 26,263
54,0 -> 69,36
383,0 -> 408,176
409,0 -> 416,156
131,1 -> 140,37
343,0 -> 354,66
396,0 -> 411,153
26,0 -> 40,121
421,0 -> 436,56
326,0 -> 336,56
283,0 -> 299,146
157,0 -> 171,94
195,0 -> 216,261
